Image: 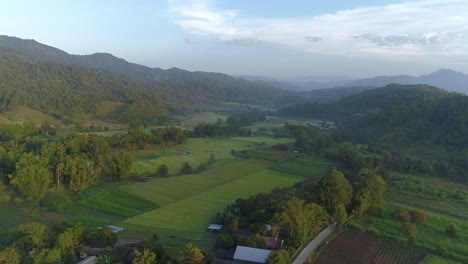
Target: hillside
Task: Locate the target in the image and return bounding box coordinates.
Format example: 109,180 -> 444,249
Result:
281,84 -> 468,183
0,35 -> 292,107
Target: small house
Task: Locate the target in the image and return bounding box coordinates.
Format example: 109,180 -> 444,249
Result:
233,246 -> 271,264
208,224 -> 223,232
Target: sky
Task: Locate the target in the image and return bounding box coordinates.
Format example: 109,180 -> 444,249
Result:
1,0 -> 468,79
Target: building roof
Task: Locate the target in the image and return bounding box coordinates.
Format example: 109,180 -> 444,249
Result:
208,224 -> 223,230
263,236 -> 284,250
78,256 -> 97,264
79,246 -> 105,256
233,246 -> 271,263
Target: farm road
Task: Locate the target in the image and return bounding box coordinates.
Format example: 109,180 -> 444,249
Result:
292,222 -> 337,264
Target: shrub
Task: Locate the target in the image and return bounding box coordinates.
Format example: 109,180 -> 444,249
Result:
409,210 -> 427,223
446,223 -> 458,237
394,210 -> 411,222
156,164 -> 169,177
216,234 -> 236,250
346,220 -> 364,232
180,162 -> 193,174
402,222 -> 417,239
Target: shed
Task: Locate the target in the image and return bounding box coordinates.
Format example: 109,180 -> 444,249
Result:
208,224 -> 223,232
78,246 -> 105,258
97,225 -> 124,233
233,246 -> 271,263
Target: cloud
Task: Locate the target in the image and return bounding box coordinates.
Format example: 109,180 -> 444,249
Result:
168,0 -> 468,59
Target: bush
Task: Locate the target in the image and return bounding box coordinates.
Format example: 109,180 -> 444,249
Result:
180,162 -> 193,174
409,210 -> 427,223
156,164 -> 169,177
394,210 -> 411,222
346,220 -> 364,232
446,223 -> 458,237
215,234 -> 236,250
402,222 -> 417,239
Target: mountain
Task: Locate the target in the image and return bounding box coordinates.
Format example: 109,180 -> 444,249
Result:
0,35 -> 299,110
347,69 -> 468,94
281,84 -> 451,120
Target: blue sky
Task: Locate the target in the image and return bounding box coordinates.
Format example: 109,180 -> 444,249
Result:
1,0 -> 468,78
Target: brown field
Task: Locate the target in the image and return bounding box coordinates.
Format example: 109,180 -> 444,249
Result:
315,232 -> 426,264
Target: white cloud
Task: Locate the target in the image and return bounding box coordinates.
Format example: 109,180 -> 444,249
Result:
168,0 -> 468,59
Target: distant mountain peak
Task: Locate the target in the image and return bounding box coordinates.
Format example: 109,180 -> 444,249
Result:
429,68 -> 465,76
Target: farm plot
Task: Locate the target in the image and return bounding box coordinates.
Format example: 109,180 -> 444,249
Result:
271,156 -> 336,179
315,231 -> 426,264
77,189 -> 158,218
121,159 -> 274,207
120,168 -> 305,253
131,137 -> 293,175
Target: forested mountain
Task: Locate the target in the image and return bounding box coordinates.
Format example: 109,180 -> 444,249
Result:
0,35 -> 291,106
281,84 -> 468,181
0,50 -> 173,124
0,36 -> 307,124
282,84 -> 450,120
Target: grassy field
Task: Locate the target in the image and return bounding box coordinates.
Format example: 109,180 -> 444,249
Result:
247,116 -> 335,131
0,105 -> 58,124
179,111 -> 228,127
120,166 -> 308,254
0,202 -> 30,232
131,137 -> 294,175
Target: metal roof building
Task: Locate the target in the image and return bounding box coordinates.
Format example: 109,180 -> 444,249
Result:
233,246 -> 271,263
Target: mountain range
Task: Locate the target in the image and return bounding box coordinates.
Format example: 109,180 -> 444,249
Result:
237,70 -> 468,94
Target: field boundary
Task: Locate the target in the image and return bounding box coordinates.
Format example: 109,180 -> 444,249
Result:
292,222 -> 337,264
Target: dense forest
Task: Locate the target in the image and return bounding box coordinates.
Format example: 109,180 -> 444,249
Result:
280,85 -> 468,183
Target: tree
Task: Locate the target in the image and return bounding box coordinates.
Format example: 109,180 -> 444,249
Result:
88,226 -> 117,248
0,246 -> 21,264
156,164 -> 169,177
107,151 -> 133,182
31,248 -> 61,264
247,234 -> 266,249
279,197 -> 329,247
180,243 -> 204,264
409,210 -> 427,223
133,249 -> 156,264
10,153 -> 51,199
225,214 -> 239,232
319,169 -> 353,211
266,249 -> 289,264
14,222 -> 47,252
180,162 -> 193,174
215,234 -> 236,250
355,169 -> 387,215
57,225 -> 85,259
446,223 -> 458,237
334,204 -> 348,230
402,222 -> 417,239
65,156 -> 100,191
